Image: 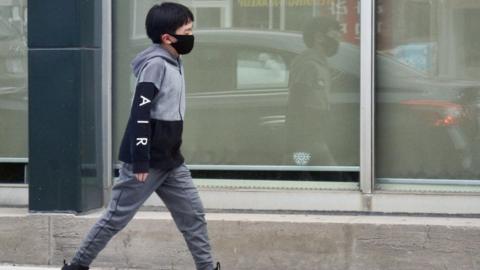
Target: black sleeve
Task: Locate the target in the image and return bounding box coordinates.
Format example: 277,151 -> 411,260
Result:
129,82 -> 159,173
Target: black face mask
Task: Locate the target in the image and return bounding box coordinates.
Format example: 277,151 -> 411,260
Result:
170,34 -> 195,55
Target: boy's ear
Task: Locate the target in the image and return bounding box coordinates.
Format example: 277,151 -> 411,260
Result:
160,33 -> 173,44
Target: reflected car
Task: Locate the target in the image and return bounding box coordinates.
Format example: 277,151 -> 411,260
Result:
0,17 -> 26,98
123,29 -> 480,179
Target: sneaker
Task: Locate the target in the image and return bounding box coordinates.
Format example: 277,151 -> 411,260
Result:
61,260 -> 89,270
214,262 -> 221,270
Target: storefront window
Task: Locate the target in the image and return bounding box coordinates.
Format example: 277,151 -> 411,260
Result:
113,0 -> 360,180
375,0 -> 480,182
0,0 -> 27,183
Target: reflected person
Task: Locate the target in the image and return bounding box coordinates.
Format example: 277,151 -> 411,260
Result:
286,17 -> 341,166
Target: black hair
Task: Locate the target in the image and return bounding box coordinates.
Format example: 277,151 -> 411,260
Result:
303,17 -> 340,48
145,2 -> 194,44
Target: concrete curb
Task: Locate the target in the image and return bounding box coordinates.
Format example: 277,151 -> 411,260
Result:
1,208 -> 480,270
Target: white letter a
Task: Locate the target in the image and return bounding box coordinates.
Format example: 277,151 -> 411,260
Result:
139,95 -> 151,107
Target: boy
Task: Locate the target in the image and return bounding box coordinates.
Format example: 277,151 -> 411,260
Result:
62,3 -> 220,270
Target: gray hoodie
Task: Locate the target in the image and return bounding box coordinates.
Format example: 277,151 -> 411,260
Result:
131,44 -> 186,121
119,44 -> 186,173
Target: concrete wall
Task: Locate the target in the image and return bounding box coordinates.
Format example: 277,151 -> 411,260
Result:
1,208 -> 480,270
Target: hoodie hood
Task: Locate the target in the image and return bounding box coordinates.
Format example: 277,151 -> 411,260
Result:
131,44 -> 179,78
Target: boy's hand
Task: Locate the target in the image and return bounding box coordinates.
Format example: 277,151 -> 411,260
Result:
135,173 -> 149,182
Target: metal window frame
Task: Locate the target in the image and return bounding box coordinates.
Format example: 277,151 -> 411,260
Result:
0,158 -> 28,163
123,0 -> 375,192
102,0 -> 113,204
360,0 -> 375,194
187,165 -> 359,172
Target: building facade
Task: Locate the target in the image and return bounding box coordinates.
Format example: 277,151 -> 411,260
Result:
1,0 -> 480,214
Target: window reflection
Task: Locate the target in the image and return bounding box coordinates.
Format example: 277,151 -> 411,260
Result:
376,0 -> 480,180
113,0 -> 361,171
0,1 -> 28,159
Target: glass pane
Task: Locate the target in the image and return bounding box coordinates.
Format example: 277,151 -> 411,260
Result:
196,8 -> 221,28
375,0 -> 480,181
0,1 -> 28,159
113,0 -> 360,177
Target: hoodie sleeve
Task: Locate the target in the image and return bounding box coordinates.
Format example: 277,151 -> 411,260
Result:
129,60 -> 165,173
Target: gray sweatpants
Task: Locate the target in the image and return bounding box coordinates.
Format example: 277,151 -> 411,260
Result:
71,162 -> 214,270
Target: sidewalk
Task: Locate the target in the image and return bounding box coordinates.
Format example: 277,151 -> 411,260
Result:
0,266 -> 139,270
